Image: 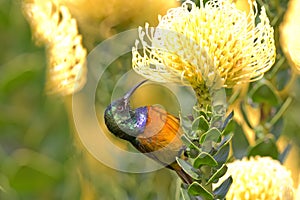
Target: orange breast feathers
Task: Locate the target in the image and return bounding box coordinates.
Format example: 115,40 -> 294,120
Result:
136,105 -> 184,164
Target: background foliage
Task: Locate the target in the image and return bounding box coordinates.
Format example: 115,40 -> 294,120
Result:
0,0 -> 299,199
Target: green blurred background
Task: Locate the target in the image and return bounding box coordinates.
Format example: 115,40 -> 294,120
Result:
0,0 -> 300,199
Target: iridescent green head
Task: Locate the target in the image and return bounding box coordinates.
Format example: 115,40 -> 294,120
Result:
104,80 -> 148,142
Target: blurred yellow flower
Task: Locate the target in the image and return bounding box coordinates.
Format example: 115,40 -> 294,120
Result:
132,0 -> 275,92
23,0 -> 87,96
58,0 -> 179,49
297,183 -> 300,198
216,156 -> 295,200
280,0 -> 300,73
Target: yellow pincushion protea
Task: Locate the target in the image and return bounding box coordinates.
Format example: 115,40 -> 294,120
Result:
215,156 -> 295,200
23,0 -> 87,96
132,0 -> 275,93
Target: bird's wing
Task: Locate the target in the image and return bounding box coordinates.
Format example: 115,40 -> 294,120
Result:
134,105 -> 184,164
133,105 -> 194,184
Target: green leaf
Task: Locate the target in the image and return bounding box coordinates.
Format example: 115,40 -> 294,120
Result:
192,116 -> 209,133
181,135 -> 201,151
180,187 -> 202,200
209,115 -> 223,129
269,117 -> 283,140
200,128 -> 221,144
232,121 -> 249,159
214,134 -> 233,165
216,133 -> 233,150
221,112 -> 234,131
249,79 -> 281,106
180,187 -> 192,200
193,152 -> 218,168
181,116 -> 193,134
213,143 -> 230,166
188,182 -> 214,200
213,176 -> 233,199
247,137 -> 279,159
199,111 -> 208,120
240,102 -> 253,129
275,67 -> 290,90
206,164 -> 228,185
211,88 -> 227,114
192,107 -> 209,121
176,158 -> 201,180
221,119 -> 235,136
201,141 -> 213,154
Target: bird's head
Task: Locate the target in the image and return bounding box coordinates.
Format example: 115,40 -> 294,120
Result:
104,80 -> 147,141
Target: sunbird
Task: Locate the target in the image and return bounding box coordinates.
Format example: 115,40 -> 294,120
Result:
104,80 -> 192,184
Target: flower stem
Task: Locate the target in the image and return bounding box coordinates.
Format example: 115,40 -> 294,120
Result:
193,83 -> 212,109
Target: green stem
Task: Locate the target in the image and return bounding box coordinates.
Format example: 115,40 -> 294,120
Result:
267,96 -> 293,128
267,56 -> 286,79
193,83 -> 211,109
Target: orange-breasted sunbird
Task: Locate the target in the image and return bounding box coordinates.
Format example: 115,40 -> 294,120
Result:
104,80 -> 192,184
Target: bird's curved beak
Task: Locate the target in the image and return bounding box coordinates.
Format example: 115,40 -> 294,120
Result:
123,80 -> 148,102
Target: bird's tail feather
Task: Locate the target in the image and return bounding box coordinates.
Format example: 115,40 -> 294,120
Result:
175,168 -> 193,184
175,168 -> 204,200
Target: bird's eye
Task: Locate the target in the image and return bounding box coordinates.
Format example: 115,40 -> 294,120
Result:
117,105 -> 123,111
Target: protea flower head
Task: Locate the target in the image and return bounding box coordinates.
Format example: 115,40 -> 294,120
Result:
132,0 -> 275,102
215,156 -> 295,200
